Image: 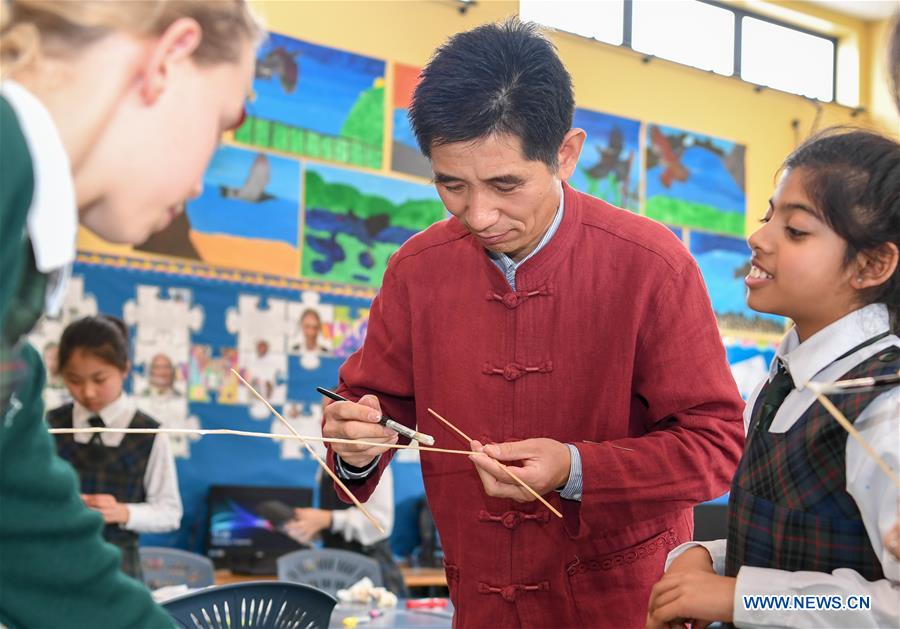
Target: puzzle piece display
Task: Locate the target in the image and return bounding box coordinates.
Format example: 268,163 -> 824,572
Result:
331,305 -> 370,359
28,274 -> 98,355
27,275 -> 99,410
271,401 -> 324,460
134,390 -> 200,459
226,294 -> 292,355
124,285 -> 204,366
226,294 -> 294,413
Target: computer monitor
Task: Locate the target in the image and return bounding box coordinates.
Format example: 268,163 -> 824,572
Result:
205,484 -> 313,574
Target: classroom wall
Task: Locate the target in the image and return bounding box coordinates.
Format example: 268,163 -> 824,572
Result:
248,0 -> 892,238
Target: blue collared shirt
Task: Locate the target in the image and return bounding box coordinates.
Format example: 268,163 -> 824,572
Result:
486,193 -> 565,290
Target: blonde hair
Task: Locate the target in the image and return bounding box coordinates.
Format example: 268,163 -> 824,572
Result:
1,0 -> 264,76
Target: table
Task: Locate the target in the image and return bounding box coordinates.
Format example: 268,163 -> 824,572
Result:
329,602 -> 453,629
214,566 -> 447,589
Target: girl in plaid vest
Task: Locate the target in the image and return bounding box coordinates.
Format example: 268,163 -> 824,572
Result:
647,128 -> 900,628
48,315 -> 183,581
0,2 -> 262,625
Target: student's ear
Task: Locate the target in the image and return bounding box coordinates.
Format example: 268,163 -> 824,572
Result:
556,128 -> 586,180
139,17 -> 203,104
852,242 -> 899,290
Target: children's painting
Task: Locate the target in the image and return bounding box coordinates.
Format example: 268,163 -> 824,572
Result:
570,108 -> 640,211
235,32 -> 385,170
723,338 -> 777,400
302,164 -> 445,287
689,232 -> 785,335
391,63 -> 431,179
177,145 -> 300,277
645,124 -> 746,236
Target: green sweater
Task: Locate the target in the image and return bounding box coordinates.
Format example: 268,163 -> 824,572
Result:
0,96 -> 174,628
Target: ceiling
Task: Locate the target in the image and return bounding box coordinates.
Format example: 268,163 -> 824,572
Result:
806,0 -> 899,21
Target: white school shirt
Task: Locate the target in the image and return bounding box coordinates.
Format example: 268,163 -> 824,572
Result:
72,393 -> 183,533
321,465 -> 394,547
665,303 -> 900,628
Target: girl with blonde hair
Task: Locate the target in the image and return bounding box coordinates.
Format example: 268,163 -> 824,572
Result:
0,1 -> 262,625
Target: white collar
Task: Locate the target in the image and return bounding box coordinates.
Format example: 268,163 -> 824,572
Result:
0,79 -> 77,273
776,303 -> 891,391
73,392 -> 136,430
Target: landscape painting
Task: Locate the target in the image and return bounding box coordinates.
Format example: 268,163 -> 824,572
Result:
645,124 -> 746,236
235,32 -> 385,170
302,164 -> 445,287
570,108 -> 641,211
391,63 -> 431,179
689,231 -> 785,335
181,145 -> 300,277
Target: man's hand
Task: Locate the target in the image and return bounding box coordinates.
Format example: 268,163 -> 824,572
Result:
82,493 -> 130,524
284,508 -> 332,544
321,394 -> 398,468
645,570 -> 735,629
469,438 -> 571,501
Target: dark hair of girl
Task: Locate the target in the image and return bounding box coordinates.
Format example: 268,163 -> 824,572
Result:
781,127 -> 900,331
58,315 -> 130,372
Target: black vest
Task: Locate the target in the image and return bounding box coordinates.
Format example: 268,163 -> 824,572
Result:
47,403 -> 159,544
724,345 -> 899,581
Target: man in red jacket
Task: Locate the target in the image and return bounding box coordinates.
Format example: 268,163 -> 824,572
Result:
323,19 -> 744,628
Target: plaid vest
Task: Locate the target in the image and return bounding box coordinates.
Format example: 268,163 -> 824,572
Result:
725,344 -> 899,579
47,404 -> 159,545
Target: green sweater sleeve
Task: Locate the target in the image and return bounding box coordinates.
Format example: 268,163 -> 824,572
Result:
0,96 -> 175,628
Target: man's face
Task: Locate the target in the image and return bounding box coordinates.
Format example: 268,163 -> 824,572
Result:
149,354 -> 175,389
430,132 -> 581,262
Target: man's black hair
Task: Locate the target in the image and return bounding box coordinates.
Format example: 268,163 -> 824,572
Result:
410,18 -> 574,168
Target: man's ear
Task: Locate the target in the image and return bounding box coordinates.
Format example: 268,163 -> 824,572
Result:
139,17 -> 202,105
556,128 -> 586,181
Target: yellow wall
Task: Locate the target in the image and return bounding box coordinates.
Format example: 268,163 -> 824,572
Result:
249,0 -> 891,239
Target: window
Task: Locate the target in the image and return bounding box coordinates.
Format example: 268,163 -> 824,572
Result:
519,0 -> 625,46
741,16 -> 835,102
519,0 -> 840,102
632,0 -> 734,76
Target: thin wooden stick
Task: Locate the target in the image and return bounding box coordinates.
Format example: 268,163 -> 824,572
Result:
233,369 -> 386,534
815,369 -> 900,394
807,382 -> 900,489
46,426 -> 478,456
427,408 -> 564,519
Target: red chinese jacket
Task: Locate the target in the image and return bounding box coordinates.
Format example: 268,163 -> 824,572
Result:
329,183 -> 744,628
